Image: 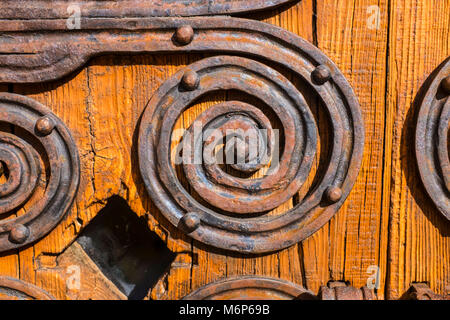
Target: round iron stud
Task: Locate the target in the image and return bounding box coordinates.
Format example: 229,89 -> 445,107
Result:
35,116 -> 55,136
325,186 -> 343,203
175,25 -> 194,45
9,224 -> 30,244
312,65 -> 331,85
181,212 -> 201,232
181,70 -> 200,90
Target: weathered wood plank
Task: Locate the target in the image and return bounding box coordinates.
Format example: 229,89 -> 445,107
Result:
305,0 -> 390,298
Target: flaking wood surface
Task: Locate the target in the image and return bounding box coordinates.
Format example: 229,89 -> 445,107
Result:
0,0 -> 448,300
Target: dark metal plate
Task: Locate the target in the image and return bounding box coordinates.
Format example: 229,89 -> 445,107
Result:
0,93 -> 80,252
416,57 -> 450,220
0,276 -> 54,300
183,276 -> 313,300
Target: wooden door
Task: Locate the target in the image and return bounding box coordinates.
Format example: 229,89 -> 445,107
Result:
0,0 -> 448,300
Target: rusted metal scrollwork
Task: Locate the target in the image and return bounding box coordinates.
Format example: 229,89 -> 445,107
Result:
185,278 -> 450,300
416,57 -> 450,220
183,278 -> 377,300
0,93 -> 80,252
141,56 -> 317,215
0,276 -> 54,300
402,283 -> 450,300
183,276 -> 314,300
0,17 -> 363,253
137,21 -> 363,254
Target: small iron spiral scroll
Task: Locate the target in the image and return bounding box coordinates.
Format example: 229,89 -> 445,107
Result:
0,93 -> 80,252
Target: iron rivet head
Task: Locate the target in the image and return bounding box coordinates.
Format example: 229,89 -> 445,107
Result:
175,25 -> 194,45
35,116 -> 55,136
9,224 -> 30,244
325,186 -> 343,203
442,76 -> 450,95
181,212 -> 201,232
312,65 -> 332,85
181,70 -> 200,91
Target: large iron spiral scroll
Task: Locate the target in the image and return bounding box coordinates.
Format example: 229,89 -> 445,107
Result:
0,93 -> 80,252
139,51 -> 363,253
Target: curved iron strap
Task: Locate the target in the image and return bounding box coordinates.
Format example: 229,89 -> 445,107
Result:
183,276 -> 314,300
0,276 -> 55,300
184,276 -> 376,300
0,17 -> 364,253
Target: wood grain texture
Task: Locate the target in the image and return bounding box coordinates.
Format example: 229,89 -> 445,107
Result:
310,0 -> 390,299
35,242 -> 127,300
0,0 -> 448,300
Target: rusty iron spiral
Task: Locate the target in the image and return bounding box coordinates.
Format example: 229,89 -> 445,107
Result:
139,52 -> 363,253
153,57 -> 317,217
0,93 -> 80,252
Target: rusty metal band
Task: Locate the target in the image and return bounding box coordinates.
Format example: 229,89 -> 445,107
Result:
132,19 -> 363,253
0,93 -> 80,252
144,56 -> 317,216
183,276 -> 313,300
416,57 -> 450,220
318,282 -> 375,300
0,0 -> 294,20
0,276 -> 54,300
